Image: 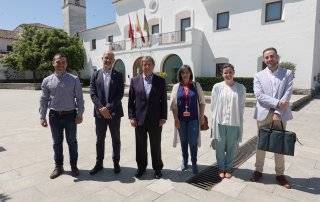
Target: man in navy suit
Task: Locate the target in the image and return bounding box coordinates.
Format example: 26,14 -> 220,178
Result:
128,56 -> 167,179
89,51 -> 124,175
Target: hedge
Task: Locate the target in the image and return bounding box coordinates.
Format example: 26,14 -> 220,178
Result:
195,77 -> 254,93
80,79 -> 90,87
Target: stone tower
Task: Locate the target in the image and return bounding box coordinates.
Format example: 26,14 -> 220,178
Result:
62,0 -> 87,36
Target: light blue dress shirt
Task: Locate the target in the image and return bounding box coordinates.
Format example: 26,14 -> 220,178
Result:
103,69 -> 112,105
143,74 -> 153,99
39,72 -> 84,119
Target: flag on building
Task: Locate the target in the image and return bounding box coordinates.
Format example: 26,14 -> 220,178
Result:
143,13 -> 150,40
135,13 -> 145,43
128,15 -> 134,45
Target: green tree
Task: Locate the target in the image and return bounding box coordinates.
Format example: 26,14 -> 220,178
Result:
280,61 -> 296,76
1,25 -> 85,81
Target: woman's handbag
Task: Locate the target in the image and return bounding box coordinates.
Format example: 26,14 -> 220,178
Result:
210,137 -> 217,150
200,115 -> 209,131
257,121 -> 302,156
193,82 -> 209,131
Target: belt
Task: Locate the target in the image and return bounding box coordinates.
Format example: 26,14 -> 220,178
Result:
50,109 -> 76,115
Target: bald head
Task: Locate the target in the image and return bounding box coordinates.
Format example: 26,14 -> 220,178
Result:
102,50 -> 115,70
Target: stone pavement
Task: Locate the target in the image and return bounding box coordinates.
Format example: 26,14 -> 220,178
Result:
0,89 -> 319,202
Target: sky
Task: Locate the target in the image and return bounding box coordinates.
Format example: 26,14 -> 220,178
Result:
0,0 -> 116,30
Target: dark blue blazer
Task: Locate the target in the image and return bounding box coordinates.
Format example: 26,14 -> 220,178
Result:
90,68 -> 124,118
128,74 -> 167,126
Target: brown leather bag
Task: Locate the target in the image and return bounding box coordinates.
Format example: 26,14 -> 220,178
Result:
193,82 -> 209,131
200,115 -> 209,131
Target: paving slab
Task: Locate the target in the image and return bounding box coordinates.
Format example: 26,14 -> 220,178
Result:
126,188 -> 160,201
7,187 -> 46,202
146,179 -> 175,194
173,183 -> 240,202
79,187 -> 126,202
273,185 -> 320,202
1,171 -> 48,194
212,178 -> 247,198
238,186 -> 294,202
154,190 -> 198,202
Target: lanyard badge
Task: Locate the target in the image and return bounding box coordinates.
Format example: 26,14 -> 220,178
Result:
183,85 -> 191,117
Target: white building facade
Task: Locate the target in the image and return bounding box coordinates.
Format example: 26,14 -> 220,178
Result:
75,0 -> 320,91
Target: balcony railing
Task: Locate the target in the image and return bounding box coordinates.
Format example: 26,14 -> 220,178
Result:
108,30 -> 192,52
109,40 -> 126,51
135,30 -> 185,48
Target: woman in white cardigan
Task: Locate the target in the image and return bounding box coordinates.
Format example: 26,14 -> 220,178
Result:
170,65 -> 206,174
211,63 -> 246,179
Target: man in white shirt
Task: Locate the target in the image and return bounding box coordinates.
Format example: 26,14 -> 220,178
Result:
250,47 -> 294,189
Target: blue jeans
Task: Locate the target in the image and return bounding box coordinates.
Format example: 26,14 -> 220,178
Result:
49,110 -> 78,167
178,119 -> 199,166
216,124 -> 240,172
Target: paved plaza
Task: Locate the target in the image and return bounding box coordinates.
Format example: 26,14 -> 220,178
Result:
0,89 -> 319,202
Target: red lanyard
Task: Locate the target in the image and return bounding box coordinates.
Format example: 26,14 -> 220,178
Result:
182,84 -> 190,106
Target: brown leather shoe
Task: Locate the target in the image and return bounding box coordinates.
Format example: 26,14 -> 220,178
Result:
276,175 -> 291,189
50,167 -> 64,179
250,171 -> 262,182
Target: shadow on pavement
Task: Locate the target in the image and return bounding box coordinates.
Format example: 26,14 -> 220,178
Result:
0,193 -> 11,202
314,94 -> 320,99
72,164 -> 209,184
233,168 -> 320,195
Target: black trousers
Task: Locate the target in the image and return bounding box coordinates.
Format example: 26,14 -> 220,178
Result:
135,120 -> 163,171
95,117 -> 121,166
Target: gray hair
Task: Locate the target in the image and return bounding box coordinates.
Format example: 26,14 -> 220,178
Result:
141,56 -> 155,66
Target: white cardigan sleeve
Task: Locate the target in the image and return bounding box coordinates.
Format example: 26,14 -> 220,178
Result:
170,84 -> 180,147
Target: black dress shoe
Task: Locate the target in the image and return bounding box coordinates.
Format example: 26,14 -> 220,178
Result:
89,165 -> 103,175
135,169 -> 146,178
71,166 -> 79,177
114,163 -> 121,174
154,170 -> 162,179
250,171 -> 263,182
50,166 -> 64,179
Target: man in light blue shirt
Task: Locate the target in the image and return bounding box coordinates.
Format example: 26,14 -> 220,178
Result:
39,53 -> 84,179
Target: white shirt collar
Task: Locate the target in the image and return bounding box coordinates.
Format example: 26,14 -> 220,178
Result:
103,67 -> 112,74
267,66 -> 279,75
143,73 -> 153,78
223,81 -> 236,89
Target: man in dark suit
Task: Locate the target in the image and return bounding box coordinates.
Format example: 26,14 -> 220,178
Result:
89,51 -> 124,175
128,56 -> 167,179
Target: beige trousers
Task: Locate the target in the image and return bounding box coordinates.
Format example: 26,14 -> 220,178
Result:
255,111 -> 287,175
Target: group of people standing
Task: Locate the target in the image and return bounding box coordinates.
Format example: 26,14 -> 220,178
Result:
39,47 -> 293,189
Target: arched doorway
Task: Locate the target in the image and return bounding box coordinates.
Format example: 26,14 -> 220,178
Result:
114,59 -> 126,82
133,57 -> 143,77
162,54 -> 183,84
